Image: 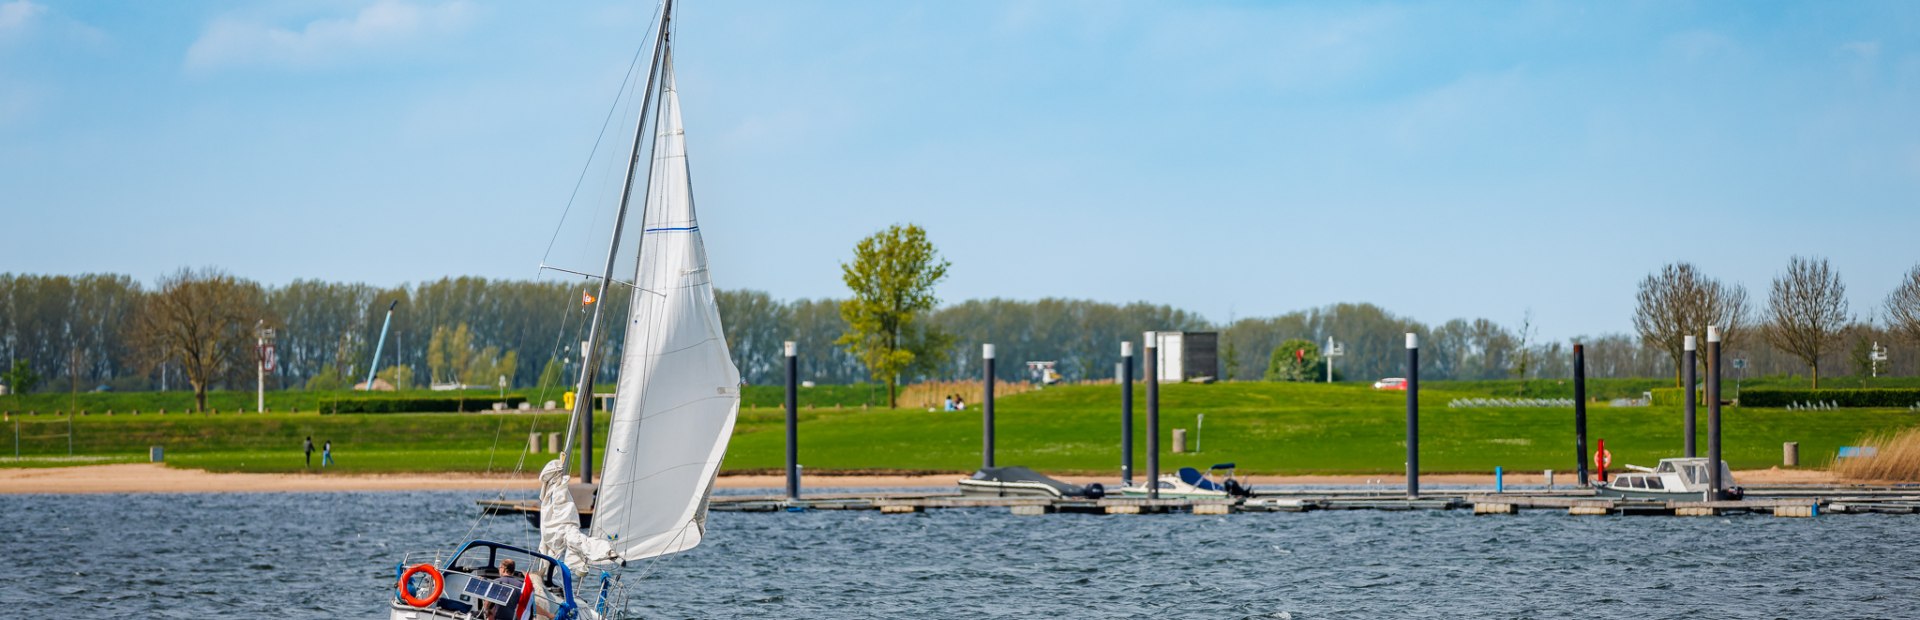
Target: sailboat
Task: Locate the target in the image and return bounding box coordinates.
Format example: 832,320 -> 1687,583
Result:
389,2 -> 739,618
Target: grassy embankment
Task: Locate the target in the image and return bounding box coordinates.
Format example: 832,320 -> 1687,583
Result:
3,379 -> 1917,475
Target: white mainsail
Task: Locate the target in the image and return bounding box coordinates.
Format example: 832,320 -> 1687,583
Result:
590,64 -> 741,564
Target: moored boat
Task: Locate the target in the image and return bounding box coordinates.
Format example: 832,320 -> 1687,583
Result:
1119,464 -> 1254,499
1594,457 -> 1744,500
959,466 -> 1105,498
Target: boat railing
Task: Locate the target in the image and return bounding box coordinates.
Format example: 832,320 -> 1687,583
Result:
575,571 -> 631,619
399,549 -> 456,569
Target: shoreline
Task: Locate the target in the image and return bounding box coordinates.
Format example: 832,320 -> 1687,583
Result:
0,463 -> 1844,494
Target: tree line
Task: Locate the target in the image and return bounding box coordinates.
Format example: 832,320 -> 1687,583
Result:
5,258 -> 1918,405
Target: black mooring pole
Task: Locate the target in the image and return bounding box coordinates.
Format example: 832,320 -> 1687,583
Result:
785,341 -> 799,500
582,344 -> 595,485
1707,326 -> 1723,500
1145,333 -> 1159,500
1574,341 -> 1589,483
1684,336 -> 1697,458
983,343 -> 996,469
1573,345 -> 1590,487
1406,333 -> 1419,499
1121,341 -> 1135,486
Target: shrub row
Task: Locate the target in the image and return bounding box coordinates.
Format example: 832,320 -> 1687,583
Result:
328,396 -> 529,413
1649,388 -> 1704,407
1739,389 -> 1920,409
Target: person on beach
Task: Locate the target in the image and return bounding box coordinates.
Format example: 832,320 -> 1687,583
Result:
322,440 -> 332,467
303,436 -> 314,468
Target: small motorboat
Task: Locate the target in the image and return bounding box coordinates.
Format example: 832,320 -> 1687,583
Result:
1120,463 -> 1254,499
1594,457 -> 1744,500
959,466 -> 1104,498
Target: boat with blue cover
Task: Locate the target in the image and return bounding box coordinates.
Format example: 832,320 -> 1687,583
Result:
1120,463 -> 1255,499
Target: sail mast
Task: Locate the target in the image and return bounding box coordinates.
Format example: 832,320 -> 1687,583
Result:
562,0 -> 674,483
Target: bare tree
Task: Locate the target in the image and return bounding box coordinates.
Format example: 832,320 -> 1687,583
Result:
1764,256 -> 1849,388
1632,262 -> 1751,386
125,268 -> 267,412
1888,264 -> 1920,347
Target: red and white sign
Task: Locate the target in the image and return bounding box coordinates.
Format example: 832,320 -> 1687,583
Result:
258,344 -> 277,372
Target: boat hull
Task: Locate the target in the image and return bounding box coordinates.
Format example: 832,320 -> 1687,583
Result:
389,602 -> 461,620
958,479 -> 1065,498
1592,485 -> 1708,501
1117,490 -> 1227,500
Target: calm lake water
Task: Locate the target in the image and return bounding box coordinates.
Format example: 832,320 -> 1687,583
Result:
8,489 -> 1919,618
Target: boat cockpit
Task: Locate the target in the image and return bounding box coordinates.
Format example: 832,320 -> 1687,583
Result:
393,541 -> 575,620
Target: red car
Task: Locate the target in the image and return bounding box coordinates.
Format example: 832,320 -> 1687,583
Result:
1372,378 -> 1407,390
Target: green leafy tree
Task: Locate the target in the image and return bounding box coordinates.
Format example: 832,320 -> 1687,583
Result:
1264,339 -> 1320,382
3,360 -> 40,407
836,224 -> 956,408
1220,333 -> 1241,382
427,323 -> 474,387
1848,334 -> 1875,379
538,357 -> 565,390
305,363 -> 345,391
376,364 -> 415,391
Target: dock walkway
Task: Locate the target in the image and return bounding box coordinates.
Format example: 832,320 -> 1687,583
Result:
478,485 -> 1920,518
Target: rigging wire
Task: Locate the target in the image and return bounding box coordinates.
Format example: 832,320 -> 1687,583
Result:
538,1 -> 669,269
449,0 -> 671,557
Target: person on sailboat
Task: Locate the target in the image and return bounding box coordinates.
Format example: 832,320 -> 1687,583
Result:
481,559 -> 524,620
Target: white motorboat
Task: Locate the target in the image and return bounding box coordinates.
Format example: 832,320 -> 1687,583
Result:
1594,457 -> 1744,500
1120,464 -> 1254,499
390,3 -> 740,617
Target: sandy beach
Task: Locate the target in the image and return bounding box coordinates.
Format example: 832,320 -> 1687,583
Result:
0,463 -> 1842,494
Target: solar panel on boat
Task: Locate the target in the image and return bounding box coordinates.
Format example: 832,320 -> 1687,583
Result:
461,576 -> 518,604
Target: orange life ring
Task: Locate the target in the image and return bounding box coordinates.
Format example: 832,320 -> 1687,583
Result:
396,564 -> 443,608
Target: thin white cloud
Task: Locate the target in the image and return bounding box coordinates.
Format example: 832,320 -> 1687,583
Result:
184,1 -> 472,74
0,1 -> 46,37
1842,41 -> 1880,60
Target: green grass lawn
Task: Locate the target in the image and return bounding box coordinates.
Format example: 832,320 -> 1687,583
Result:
722,381 -> 1920,475
5,380 -> 1917,476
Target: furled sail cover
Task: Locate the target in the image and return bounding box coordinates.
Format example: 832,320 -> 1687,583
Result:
591,65 -> 741,564
538,458 -> 614,577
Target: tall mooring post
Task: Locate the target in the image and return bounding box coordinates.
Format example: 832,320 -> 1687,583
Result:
1684,336 -> 1697,458
784,341 -> 800,500
1405,333 -> 1420,499
1120,341 -> 1135,485
1145,333 -> 1160,500
579,340 -> 594,484
1573,342 -> 1588,483
1574,343 -> 1590,487
983,344 -> 997,469
1707,325 -> 1724,500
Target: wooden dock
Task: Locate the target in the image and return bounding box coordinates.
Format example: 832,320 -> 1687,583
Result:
477,485 -> 1920,519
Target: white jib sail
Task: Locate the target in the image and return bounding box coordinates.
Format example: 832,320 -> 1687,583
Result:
590,65 -> 741,564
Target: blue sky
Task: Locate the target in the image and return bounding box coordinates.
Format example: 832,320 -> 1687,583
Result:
2,1 -> 1916,342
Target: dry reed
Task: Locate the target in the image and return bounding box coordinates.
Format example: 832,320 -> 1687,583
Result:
897,380 -> 1037,410
1831,427 -> 1920,482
